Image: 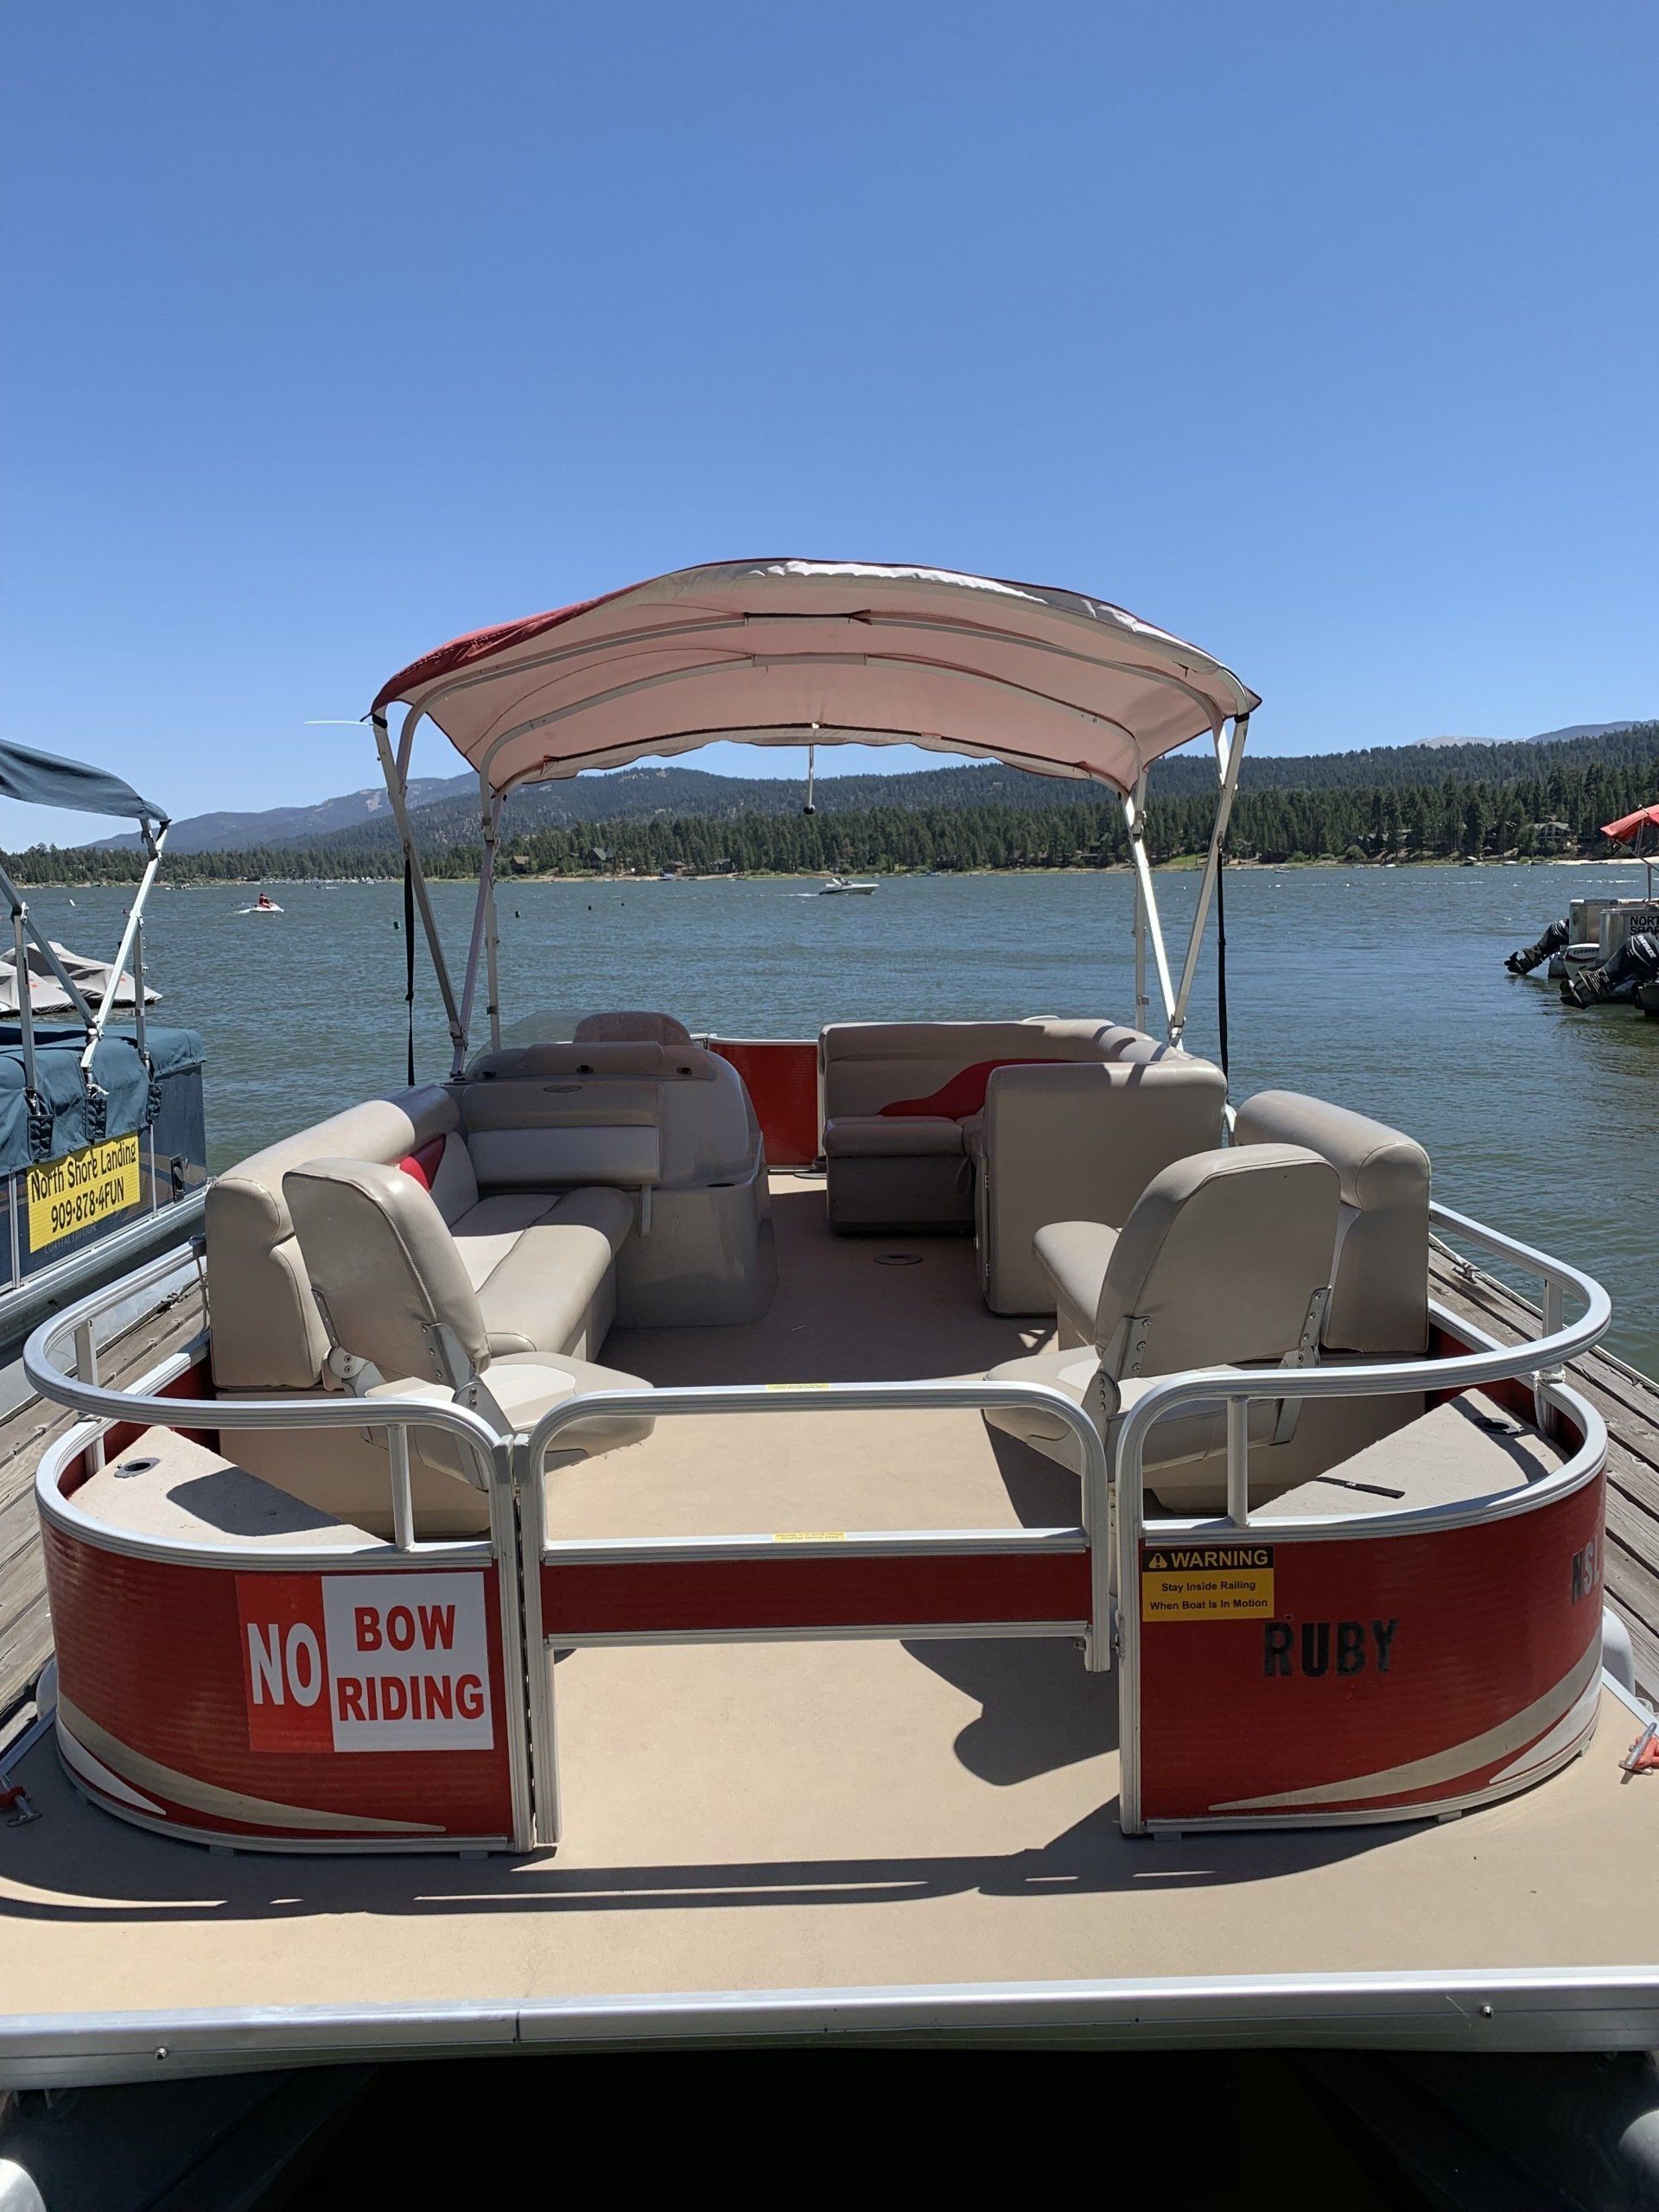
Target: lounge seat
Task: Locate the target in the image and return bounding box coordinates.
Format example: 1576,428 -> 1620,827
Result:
285,1159 -> 653,1500
818,1019 -> 1227,1255
458,1037 -> 776,1325
985,1145 -> 1338,1511
200,1055 -> 765,1530
455,1186 -> 632,1354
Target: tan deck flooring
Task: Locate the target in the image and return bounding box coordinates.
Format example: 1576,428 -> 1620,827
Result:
0,1179 -> 1654,2027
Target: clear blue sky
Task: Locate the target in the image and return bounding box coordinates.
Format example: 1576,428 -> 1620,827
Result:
3,3 -> 1656,844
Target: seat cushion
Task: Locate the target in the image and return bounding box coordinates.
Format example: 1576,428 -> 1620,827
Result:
984,1347 -> 1276,1480
1033,1219 -> 1118,1344
370,1352 -> 653,1478
823,1115 -> 965,1158
449,1192 -> 564,1290
471,1186 -> 632,1356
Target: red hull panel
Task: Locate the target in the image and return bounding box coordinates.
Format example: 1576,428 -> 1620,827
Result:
543,1548 -> 1090,1637
708,1038 -> 818,1166
43,1525 -> 516,1842
1137,1472 -> 1606,1823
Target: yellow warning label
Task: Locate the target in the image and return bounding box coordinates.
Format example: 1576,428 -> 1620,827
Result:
1141,1543 -> 1275,1621
772,1530 -> 846,1542
26,1133 -> 141,1253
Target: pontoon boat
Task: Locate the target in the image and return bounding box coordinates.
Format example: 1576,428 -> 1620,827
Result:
2,563 -> 1655,2202
0,740 -> 206,1338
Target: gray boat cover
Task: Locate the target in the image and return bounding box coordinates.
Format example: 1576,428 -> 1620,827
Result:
0,740 -> 168,830
0,1025 -> 203,1173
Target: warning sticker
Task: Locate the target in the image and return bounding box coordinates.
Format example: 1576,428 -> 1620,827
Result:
238,1571 -> 494,1752
1141,1543 -> 1276,1621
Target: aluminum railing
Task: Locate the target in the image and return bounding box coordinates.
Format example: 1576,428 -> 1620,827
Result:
19,1200 -> 1614,1852
521,1378 -> 1113,1844
1110,1198 -> 1612,1834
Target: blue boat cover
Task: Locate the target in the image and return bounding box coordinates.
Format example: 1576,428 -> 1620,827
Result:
0,1025 -> 204,1175
0,740 -> 168,830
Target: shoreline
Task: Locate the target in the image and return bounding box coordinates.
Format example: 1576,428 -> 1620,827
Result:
2,854 -> 1626,889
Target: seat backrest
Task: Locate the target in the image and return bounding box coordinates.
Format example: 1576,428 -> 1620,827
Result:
1233,1091 -> 1430,1355
1094,1144 -> 1340,1379
205,1084 -> 459,1391
818,1018 -> 1121,1126
458,1039 -> 756,1188
284,1157 -> 491,1387
573,1009 -> 692,1046
977,1055 -> 1230,1313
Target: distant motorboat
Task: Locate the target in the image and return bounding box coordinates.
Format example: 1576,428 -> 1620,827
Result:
819,874 -> 877,896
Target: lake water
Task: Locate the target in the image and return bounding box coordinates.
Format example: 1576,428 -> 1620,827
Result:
26,858 -> 1658,1370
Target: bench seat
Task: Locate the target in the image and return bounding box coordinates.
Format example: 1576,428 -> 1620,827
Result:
456,1186 -> 632,1356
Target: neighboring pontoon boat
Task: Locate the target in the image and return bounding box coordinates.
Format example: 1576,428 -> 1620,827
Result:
2,563 -> 1655,2205
1505,800 -> 1659,1005
0,741 -> 206,1337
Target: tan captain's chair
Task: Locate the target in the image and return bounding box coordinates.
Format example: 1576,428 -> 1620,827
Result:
284,1158 -> 654,1489
983,1144 -> 1338,1511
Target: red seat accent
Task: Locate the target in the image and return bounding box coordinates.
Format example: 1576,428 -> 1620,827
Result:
877,1058 -> 1050,1122
398,1135 -> 448,1192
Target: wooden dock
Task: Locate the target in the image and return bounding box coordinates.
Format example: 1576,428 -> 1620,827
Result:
2,1262 -> 1656,1718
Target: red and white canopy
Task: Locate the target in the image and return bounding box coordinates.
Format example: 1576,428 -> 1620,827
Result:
372,560 -> 1260,797
1602,803 -> 1659,844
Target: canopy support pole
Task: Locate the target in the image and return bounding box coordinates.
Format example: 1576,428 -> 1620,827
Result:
131,918 -> 147,1065
483,790 -> 503,1053
1130,770 -> 1148,1029
459,781 -> 504,1056
0,862 -> 99,1032
10,905 -> 37,1103
1121,786 -> 1175,1031
1168,713 -> 1249,1048
79,824 -> 167,1073
373,712 -> 467,1073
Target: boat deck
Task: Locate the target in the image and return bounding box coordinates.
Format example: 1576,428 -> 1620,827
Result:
1,1180 -> 1656,2078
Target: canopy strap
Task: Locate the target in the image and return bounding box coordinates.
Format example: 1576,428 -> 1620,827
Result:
403,859 -> 416,1087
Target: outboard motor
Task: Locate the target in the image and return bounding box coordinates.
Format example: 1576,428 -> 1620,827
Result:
1506,917 -> 1569,974
1561,930 -> 1659,1006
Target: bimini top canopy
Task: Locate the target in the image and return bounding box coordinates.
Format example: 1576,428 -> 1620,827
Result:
372,560 -> 1260,798
0,738 -> 168,831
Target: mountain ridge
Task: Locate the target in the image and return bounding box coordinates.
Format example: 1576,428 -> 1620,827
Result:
83,717 -> 1657,857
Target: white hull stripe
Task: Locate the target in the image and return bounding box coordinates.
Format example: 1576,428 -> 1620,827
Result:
1210,1637 -> 1602,1812
55,1724 -> 167,1816
57,1699 -> 440,1836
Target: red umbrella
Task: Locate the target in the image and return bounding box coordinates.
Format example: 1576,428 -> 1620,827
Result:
1601,803 -> 1659,842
